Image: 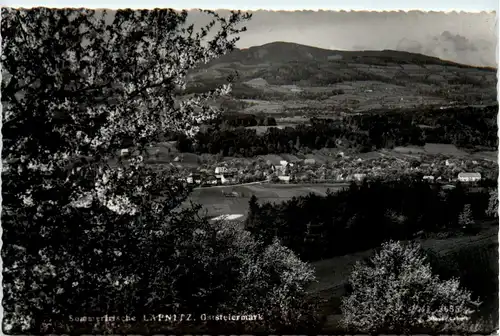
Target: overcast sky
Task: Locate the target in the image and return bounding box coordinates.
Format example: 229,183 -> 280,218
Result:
7,0 -> 498,11
184,10 -> 498,67
5,4 -> 497,67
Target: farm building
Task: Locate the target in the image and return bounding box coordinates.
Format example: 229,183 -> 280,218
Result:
120,148 -> 130,157
458,172 -> 481,183
215,166 -> 228,174
445,159 -> 455,166
354,173 -> 366,181
186,173 -> 202,184
220,172 -> 236,184
206,175 -> 218,185
278,175 -> 291,183
304,158 -> 316,165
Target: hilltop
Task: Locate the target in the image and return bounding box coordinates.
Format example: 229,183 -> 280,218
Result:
208,41 -> 493,68
188,42 -> 497,116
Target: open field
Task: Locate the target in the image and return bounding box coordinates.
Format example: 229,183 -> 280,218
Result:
390,144 -> 498,160
472,151 -> 498,162
393,146 -> 426,154
246,124 -> 299,134
423,143 -> 469,156
182,182 -> 349,218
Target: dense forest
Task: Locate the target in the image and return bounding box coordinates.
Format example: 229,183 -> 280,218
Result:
209,112 -> 277,127
175,105 -> 498,155
244,179 -> 494,262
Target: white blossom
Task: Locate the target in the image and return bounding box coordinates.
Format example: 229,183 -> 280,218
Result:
341,240 -> 481,333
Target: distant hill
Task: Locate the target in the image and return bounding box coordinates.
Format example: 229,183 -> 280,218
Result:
187,42 -> 497,112
206,41 -> 497,69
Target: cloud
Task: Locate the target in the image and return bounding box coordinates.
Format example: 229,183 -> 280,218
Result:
185,10 -> 496,67
93,9 -> 497,67
394,31 -> 495,66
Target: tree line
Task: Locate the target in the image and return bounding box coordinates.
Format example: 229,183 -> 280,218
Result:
175,105 -> 498,156
244,179 -> 498,332
244,179 -> 494,262
210,113 -> 277,127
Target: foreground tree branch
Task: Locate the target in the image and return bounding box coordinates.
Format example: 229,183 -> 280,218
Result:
2,8 -> 322,334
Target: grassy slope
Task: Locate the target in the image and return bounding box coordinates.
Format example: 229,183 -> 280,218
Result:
309,224 -> 498,330
188,42 -> 497,116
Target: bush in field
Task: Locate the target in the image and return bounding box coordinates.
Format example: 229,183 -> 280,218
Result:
458,203 -> 475,228
486,188 -> 498,218
2,7 -> 318,334
340,240 -> 481,334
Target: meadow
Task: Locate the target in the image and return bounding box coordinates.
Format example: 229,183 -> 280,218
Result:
182,182 -> 349,218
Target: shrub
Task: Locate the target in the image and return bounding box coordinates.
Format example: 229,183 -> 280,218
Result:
486,188 -> 498,217
340,240 -> 481,334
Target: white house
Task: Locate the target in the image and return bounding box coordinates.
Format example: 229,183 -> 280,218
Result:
120,148 -> 129,157
354,173 -> 366,181
215,166 -> 228,174
458,172 -> 481,183
278,175 -> 291,183
304,158 -> 316,165
280,160 -> 288,167
423,175 -> 435,181
220,172 -> 236,185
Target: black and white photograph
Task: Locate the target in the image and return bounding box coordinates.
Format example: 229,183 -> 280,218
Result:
1,6 -> 498,334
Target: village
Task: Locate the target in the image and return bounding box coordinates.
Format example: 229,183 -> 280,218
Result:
166,151 -> 494,189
